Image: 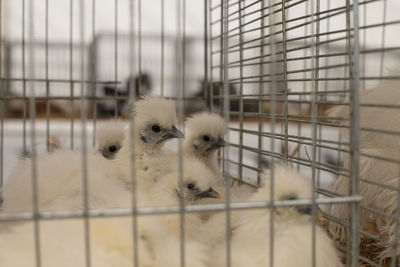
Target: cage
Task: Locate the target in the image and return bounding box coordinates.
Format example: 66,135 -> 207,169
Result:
0,0 -> 399,266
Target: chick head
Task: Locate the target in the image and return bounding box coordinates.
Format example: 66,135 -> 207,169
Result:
185,112 -> 226,158
134,96 -> 184,149
258,165 -> 319,222
97,120 -> 126,159
170,160 -> 221,204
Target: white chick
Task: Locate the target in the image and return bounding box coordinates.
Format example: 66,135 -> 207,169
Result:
0,209 -> 208,267
211,165 -> 342,267
328,147 -> 400,258
184,112 -> 256,203
96,120 -> 126,159
110,96 -> 184,190
184,112 -> 226,177
328,76 -> 400,150
1,159 -> 208,267
326,75 -> 400,260
1,149 -> 136,213
147,158 -> 221,240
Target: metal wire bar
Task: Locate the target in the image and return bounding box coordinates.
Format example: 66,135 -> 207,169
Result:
69,0 -> 74,149
27,0 -> 41,265
45,0 -> 50,152
161,0 -> 165,96
176,0 -> 186,266
114,0 -> 118,118
222,1 -> 231,266
78,0 -> 91,265
0,196 -> 363,222
91,0 -> 97,147
257,0 -> 266,185
348,0 -> 361,265
22,0 -> 27,155
238,0 -> 244,183
128,1 -> 138,266
309,0 -> 321,264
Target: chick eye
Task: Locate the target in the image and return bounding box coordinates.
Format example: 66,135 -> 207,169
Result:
187,183 -> 196,190
203,135 -> 210,142
108,145 -> 117,153
152,125 -> 161,133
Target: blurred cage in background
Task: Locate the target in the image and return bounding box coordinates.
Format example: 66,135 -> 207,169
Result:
0,0 -> 399,266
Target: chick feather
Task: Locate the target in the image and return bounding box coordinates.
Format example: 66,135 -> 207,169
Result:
211,165 -> 342,267
1,149 -> 133,213
326,75 -> 400,260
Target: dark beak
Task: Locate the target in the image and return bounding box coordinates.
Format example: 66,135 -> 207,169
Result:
206,138 -> 226,152
296,205 -> 323,220
158,126 -> 184,144
165,125 -> 184,139
195,187 -> 221,200
297,205 -> 312,215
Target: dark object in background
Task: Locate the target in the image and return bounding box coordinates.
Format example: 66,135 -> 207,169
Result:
197,80 -> 260,114
98,73 -> 152,117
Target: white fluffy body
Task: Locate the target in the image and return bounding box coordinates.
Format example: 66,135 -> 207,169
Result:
184,112 -> 225,176
327,76 -> 400,260
211,165 -> 342,267
328,77 -> 400,149
1,149 -> 131,213
0,212 -> 208,267
1,151 -> 209,267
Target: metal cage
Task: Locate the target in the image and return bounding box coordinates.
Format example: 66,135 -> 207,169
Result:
0,0 -> 399,266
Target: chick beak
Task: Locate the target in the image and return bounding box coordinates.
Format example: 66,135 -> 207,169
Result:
196,187 -> 221,200
159,126 -> 184,143
207,138 -> 226,152
297,205 -> 323,221
168,126 -> 184,139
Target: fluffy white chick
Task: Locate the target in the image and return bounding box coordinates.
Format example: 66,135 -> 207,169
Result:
184,112 -> 226,177
211,165 -> 342,267
0,213 -> 208,267
326,75 -> 400,260
328,76 -> 400,150
110,96 -> 184,189
184,112 -> 256,203
96,120 -> 126,159
147,158 -> 221,240
328,147 -> 400,258
1,162 -> 207,267
1,148 -> 137,213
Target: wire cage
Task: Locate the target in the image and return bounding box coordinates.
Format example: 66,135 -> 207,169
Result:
0,0 -> 399,266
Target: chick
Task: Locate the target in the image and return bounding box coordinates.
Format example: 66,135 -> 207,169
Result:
184,112 -> 256,204
96,120 -> 126,159
184,112 -> 226,177
147,158 -> 221,240
328,147 -> 400,258
0,210 -> 208,267
211,165 -> 342,267
0,157 -> 208,267
326,76 -> 400,260
109,96 -> 184,189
